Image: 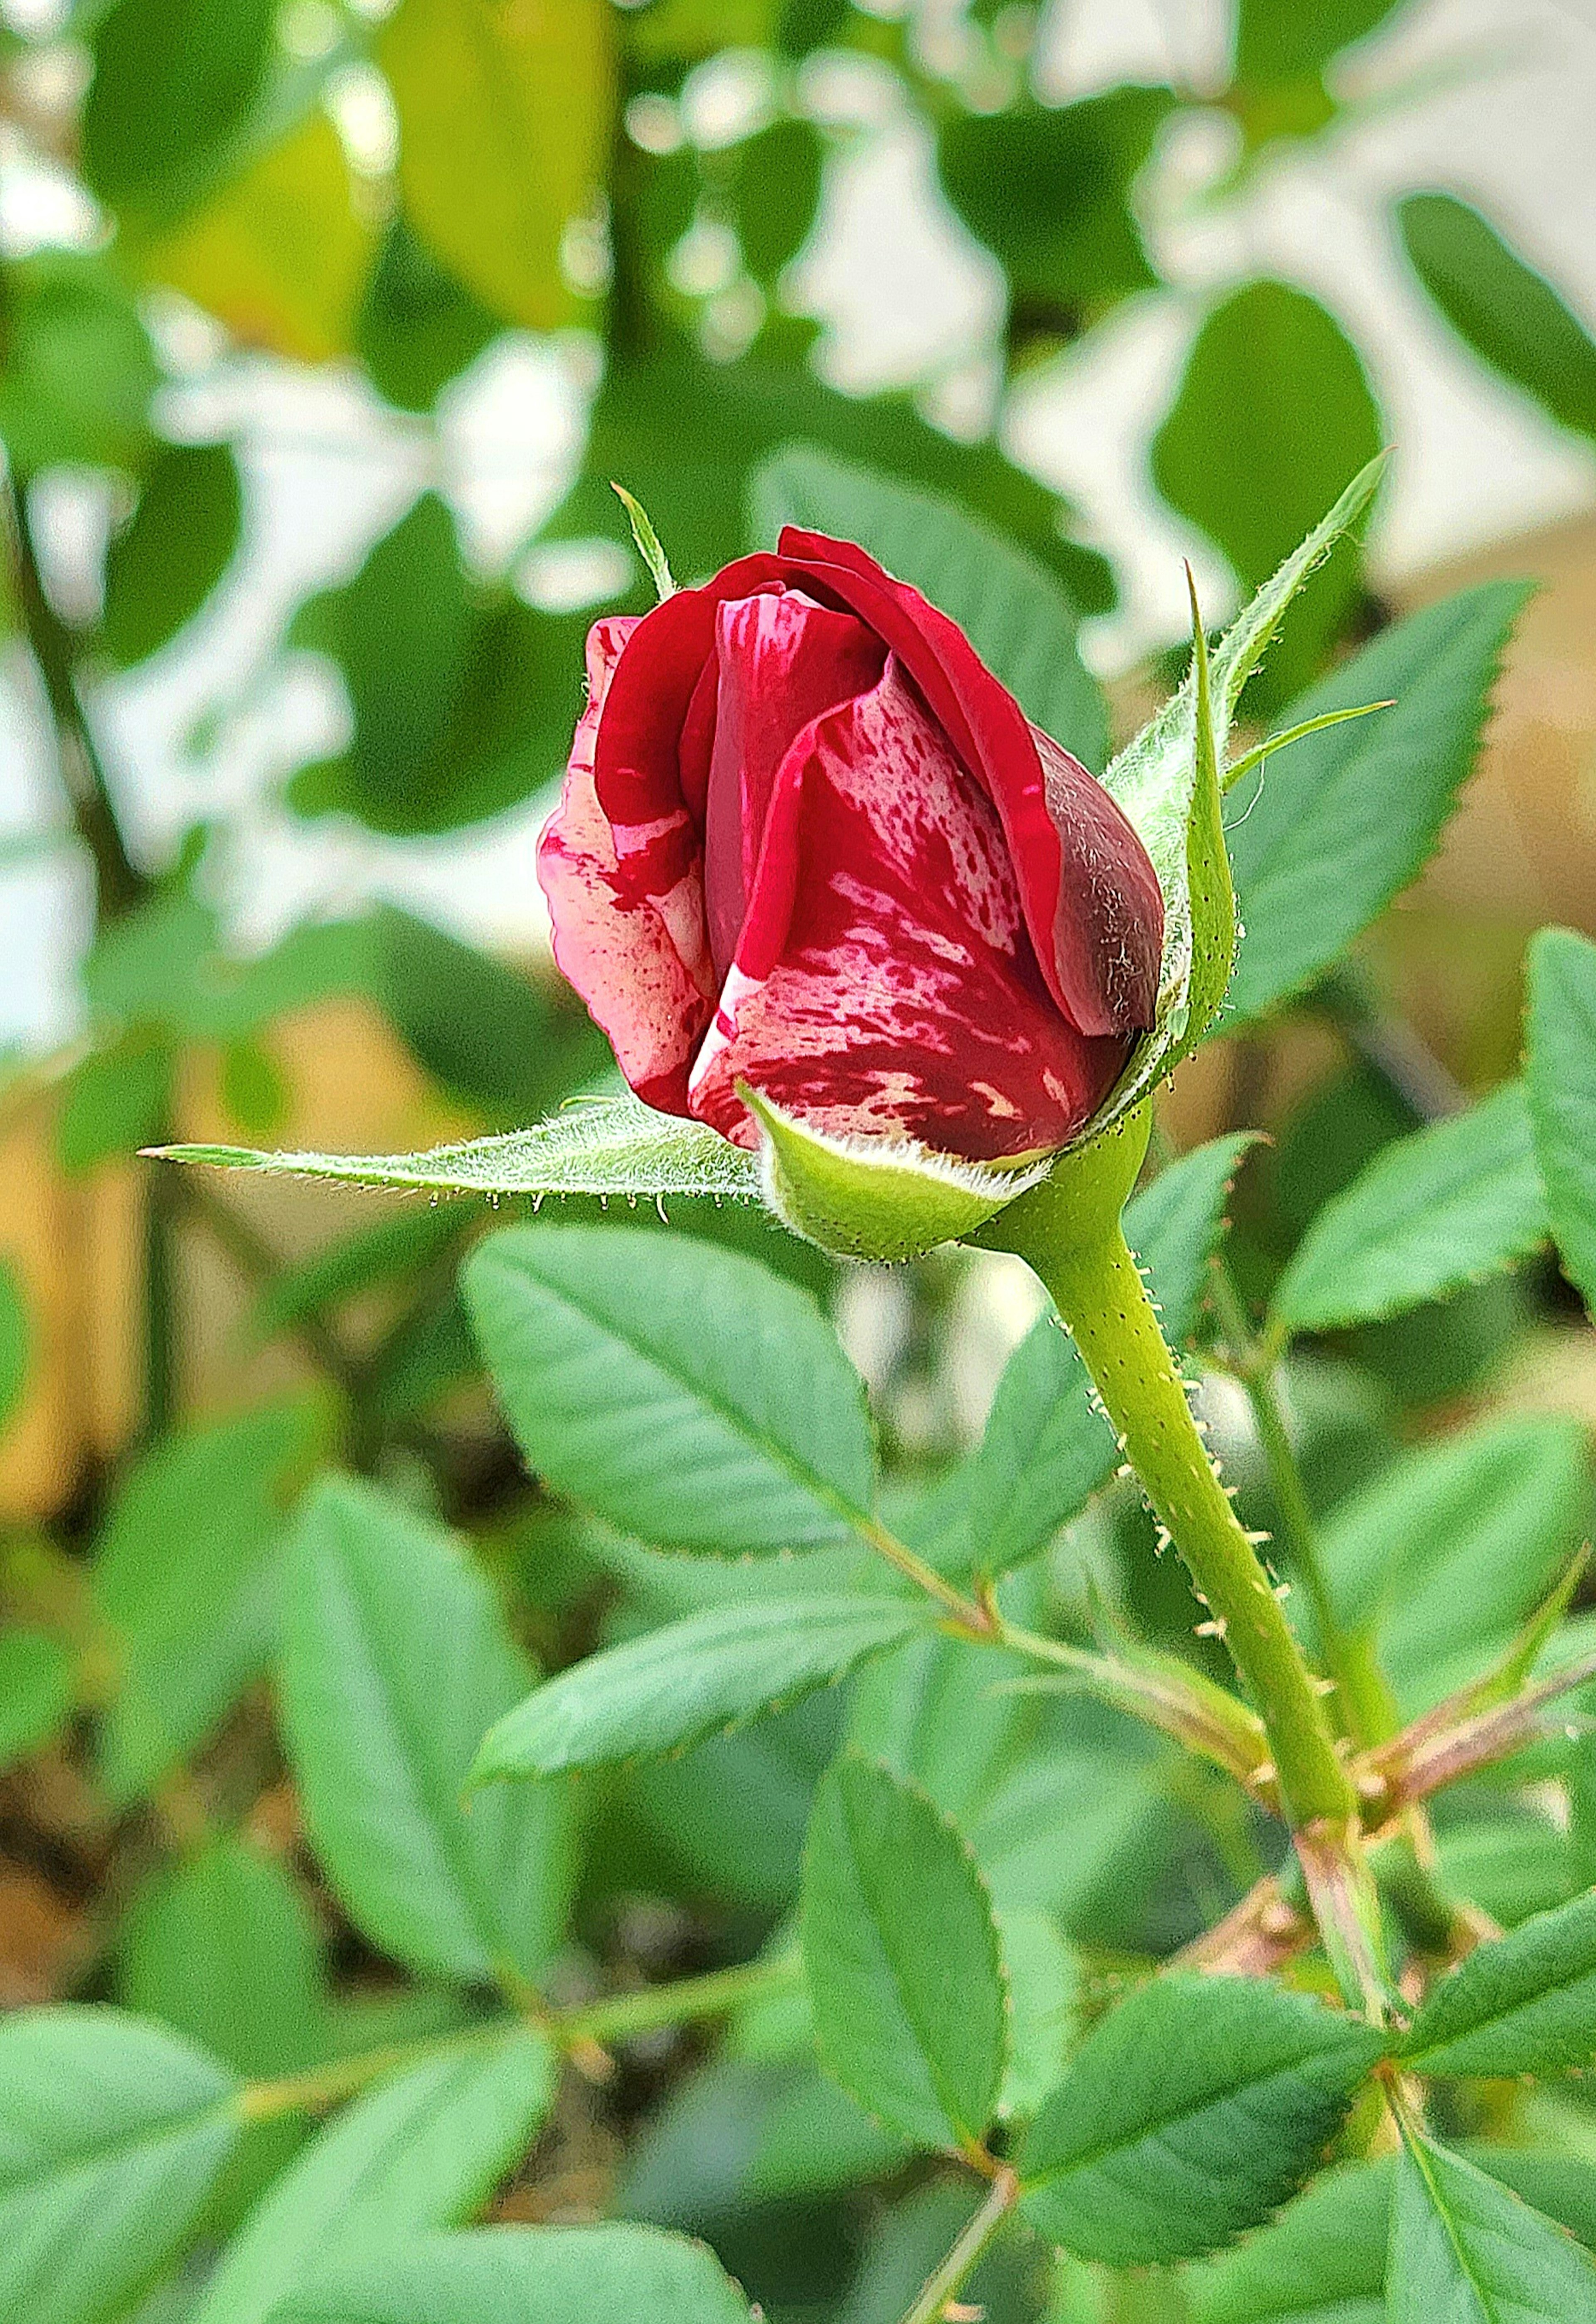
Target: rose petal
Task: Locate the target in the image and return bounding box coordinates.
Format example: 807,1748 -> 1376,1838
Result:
773,527 -> 1164,1040
703,588 -> 884,982
537,617 -> 713,1112
687,656 -> 1128,1160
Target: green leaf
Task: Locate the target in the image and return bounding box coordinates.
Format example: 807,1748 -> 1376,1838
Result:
1268,1082 -> 1547,1337
81,0 -> 277,220
1096,456 -> 1385,1129
612,482 -> 675,603
1317,1413 -> 1589,1712
464,1222 -> 875,1555
0,255 -> 157,478
289,494 -> 591,836
1526,926 -> 1596,1314
1403,1889 -> 1596,2079
907,1318 -> 1115,1581
0,1257 -> 27,1431
473,1597 -> 924,1784
727,116 -> 823,283
153,1092 -> 762,1202
0,1627 -> 74,1771
1187,2156 -> 1390,2324
1131,1131 -> 1259,1347
575,345 -> 1113,613
1234,0 -> 1404,91
380,0 -> 611,332
1227,583 -> 1530,1023
120,1837 -> 326,2080
279,1477 -> 573,1988
275,2223 -> 755,2323
101,443 -> 242,667
1389,2131 -> 1596,2322
1153,284 -> 1381,710
0,2007 -> 239,2324
1399,194 -> 1596,445
59,1035 -> 174,1171
999,1910 -> 1080,2122
803,1755 -> 1007,2151
191,2034 -> 553,2324
133,111 -> 374,365
750,442 -> 1106,767
357,217 -> 498,415
938,90 -> 1175,323
1018,1975 -> 1381,2265
94,1400 -> 319,1804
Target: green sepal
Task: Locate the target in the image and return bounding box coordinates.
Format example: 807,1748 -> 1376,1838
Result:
741,1084 -> 1050,1263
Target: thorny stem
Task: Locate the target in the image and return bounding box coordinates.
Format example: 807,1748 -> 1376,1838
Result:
1207,1258 -> 1397,1751
990,1190 -> 1356,1831
897,2166 -> 1020,2324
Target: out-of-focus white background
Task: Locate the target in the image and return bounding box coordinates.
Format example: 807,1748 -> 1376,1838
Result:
2,0 -> 1594,1049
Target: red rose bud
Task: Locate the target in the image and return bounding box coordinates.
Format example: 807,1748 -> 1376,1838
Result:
538,530 -> 1164,1166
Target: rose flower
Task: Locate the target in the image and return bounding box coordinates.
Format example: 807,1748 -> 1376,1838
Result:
538,530 -> 1164,1165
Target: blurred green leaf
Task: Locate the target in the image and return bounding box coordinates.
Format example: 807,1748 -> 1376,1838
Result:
474,1597 -> 922,1783
1227,584 -> 1531,1023
357,219 -> 499,414
1318,1412 -> 1589,1713
121,1837 -> 327,2079
1153,282 -> 1381,710
0,1627 -> 73,1771
751,443 -> 1106,767
0,256 -> 157,477
1389,2132 -> 1596,2322
0,2007 -> 239,2324
1018,1976 -> 1381,2265
1227,0 -> 1405,148
938,89 -> 1175,322
252,1205 -> 466,1340
998,1909 -> 1078,2121
58,1033 -> 174,1171
619,2050 -> 906,2221
724,117 -> 824,283
362,905 -> 609,1121
82,0 -> 278,219
0,1257 -> 29,1432
380,0 -> 612,332
1400,193 -> 1596,445
567,344 -> 1114,611
101,443 -> 242,667
137,113 -> 376,363
1269,1080 -> 1547,1336
1131,1131 -> 1258,1346
191,2035 -> 554,2324
466,1221 -> 873,1554
276,2224 -> 756,2324
1526,925 -> 1596,1316
94,1399 -> 320,1804
803,1753 -> 1007,2149
279,1476 -> 574,1987
290,494 -> 591,835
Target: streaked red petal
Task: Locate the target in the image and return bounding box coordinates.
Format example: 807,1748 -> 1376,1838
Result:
537,617 -> 711,1114
687,657 -> 1128,1160
703,589 -> 883,982
774,526 -> 1163,1039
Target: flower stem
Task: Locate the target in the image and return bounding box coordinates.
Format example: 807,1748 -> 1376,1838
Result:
987,1178 -> 1355,1832
897,2166 -> 1019,2324
1207,1259 -> 1397,1751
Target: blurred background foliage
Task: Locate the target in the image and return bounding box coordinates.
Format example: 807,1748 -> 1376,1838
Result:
1,2 -> 1596,2319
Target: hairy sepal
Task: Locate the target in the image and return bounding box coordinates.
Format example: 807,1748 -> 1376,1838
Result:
743,1084 -> 1049,1262
1097,453 -> 1387,1126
